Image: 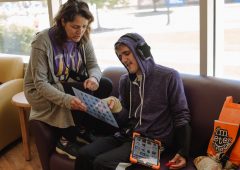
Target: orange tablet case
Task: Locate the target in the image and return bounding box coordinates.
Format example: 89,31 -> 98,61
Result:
130,132 -> 161,169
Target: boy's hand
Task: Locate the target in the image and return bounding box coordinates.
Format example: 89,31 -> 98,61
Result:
102,96 -> 122,113
167,153 -> 186,169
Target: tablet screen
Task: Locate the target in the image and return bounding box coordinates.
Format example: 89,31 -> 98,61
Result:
132,135 -> 160,166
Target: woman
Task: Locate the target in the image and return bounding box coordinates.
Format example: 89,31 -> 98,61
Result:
24,0 -> 112,160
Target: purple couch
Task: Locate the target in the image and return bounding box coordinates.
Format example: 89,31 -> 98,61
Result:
30,66 -> 240,170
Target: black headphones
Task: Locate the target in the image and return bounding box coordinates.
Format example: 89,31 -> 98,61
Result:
120,33 -> 151,60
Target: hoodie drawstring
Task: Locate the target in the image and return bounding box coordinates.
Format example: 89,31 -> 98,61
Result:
139,73 -> 145,125
128,73 -> 146,126
128,81 -> 132,118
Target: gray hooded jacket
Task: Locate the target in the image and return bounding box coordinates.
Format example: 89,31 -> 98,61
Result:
24,29 -> 101,128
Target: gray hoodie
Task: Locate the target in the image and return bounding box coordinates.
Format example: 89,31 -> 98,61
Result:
24,29 -> 101,128
114,33 -> 191,148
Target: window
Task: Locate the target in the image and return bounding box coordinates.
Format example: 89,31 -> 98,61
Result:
0,0 -> 49,62
0,0 -> 239,81
215,0 -> 240,80
89,0 -> 200,74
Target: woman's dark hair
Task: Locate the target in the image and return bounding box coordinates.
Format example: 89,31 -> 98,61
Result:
53,0 -> 94,46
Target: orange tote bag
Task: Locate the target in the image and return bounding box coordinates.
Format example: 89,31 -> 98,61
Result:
207,96 -> 240,167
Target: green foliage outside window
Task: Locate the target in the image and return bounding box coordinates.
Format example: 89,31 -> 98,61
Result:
0,24 -> 36,55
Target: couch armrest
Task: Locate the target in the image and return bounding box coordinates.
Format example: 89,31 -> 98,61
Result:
0,78 -> 23,97
0,78 -> 23,150
30,120 -> 60,170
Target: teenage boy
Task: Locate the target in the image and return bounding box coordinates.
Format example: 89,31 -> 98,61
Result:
75,33 -> 191,170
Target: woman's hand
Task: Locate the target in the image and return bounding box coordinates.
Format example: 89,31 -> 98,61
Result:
83,77 -> 99,91
70,96 -> 87,112
167,153 -> 186,169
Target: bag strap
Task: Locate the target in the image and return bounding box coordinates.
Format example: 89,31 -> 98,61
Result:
220,127 -> 240,166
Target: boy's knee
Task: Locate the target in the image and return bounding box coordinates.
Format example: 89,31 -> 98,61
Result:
77,147 -> 94,159
75,150 -> 93,170
93,155 -> 119,170
93,155 -> 112,169
93,155 -> 104,168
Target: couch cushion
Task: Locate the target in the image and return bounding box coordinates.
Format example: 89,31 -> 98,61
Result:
50,152 -> 75,170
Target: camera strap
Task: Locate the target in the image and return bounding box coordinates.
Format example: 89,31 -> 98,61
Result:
79,44 -> 89,78
62,44 -> 89,81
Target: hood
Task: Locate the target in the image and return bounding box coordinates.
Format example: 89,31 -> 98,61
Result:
115,33 -> 156,126
114,33 -> 155,81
